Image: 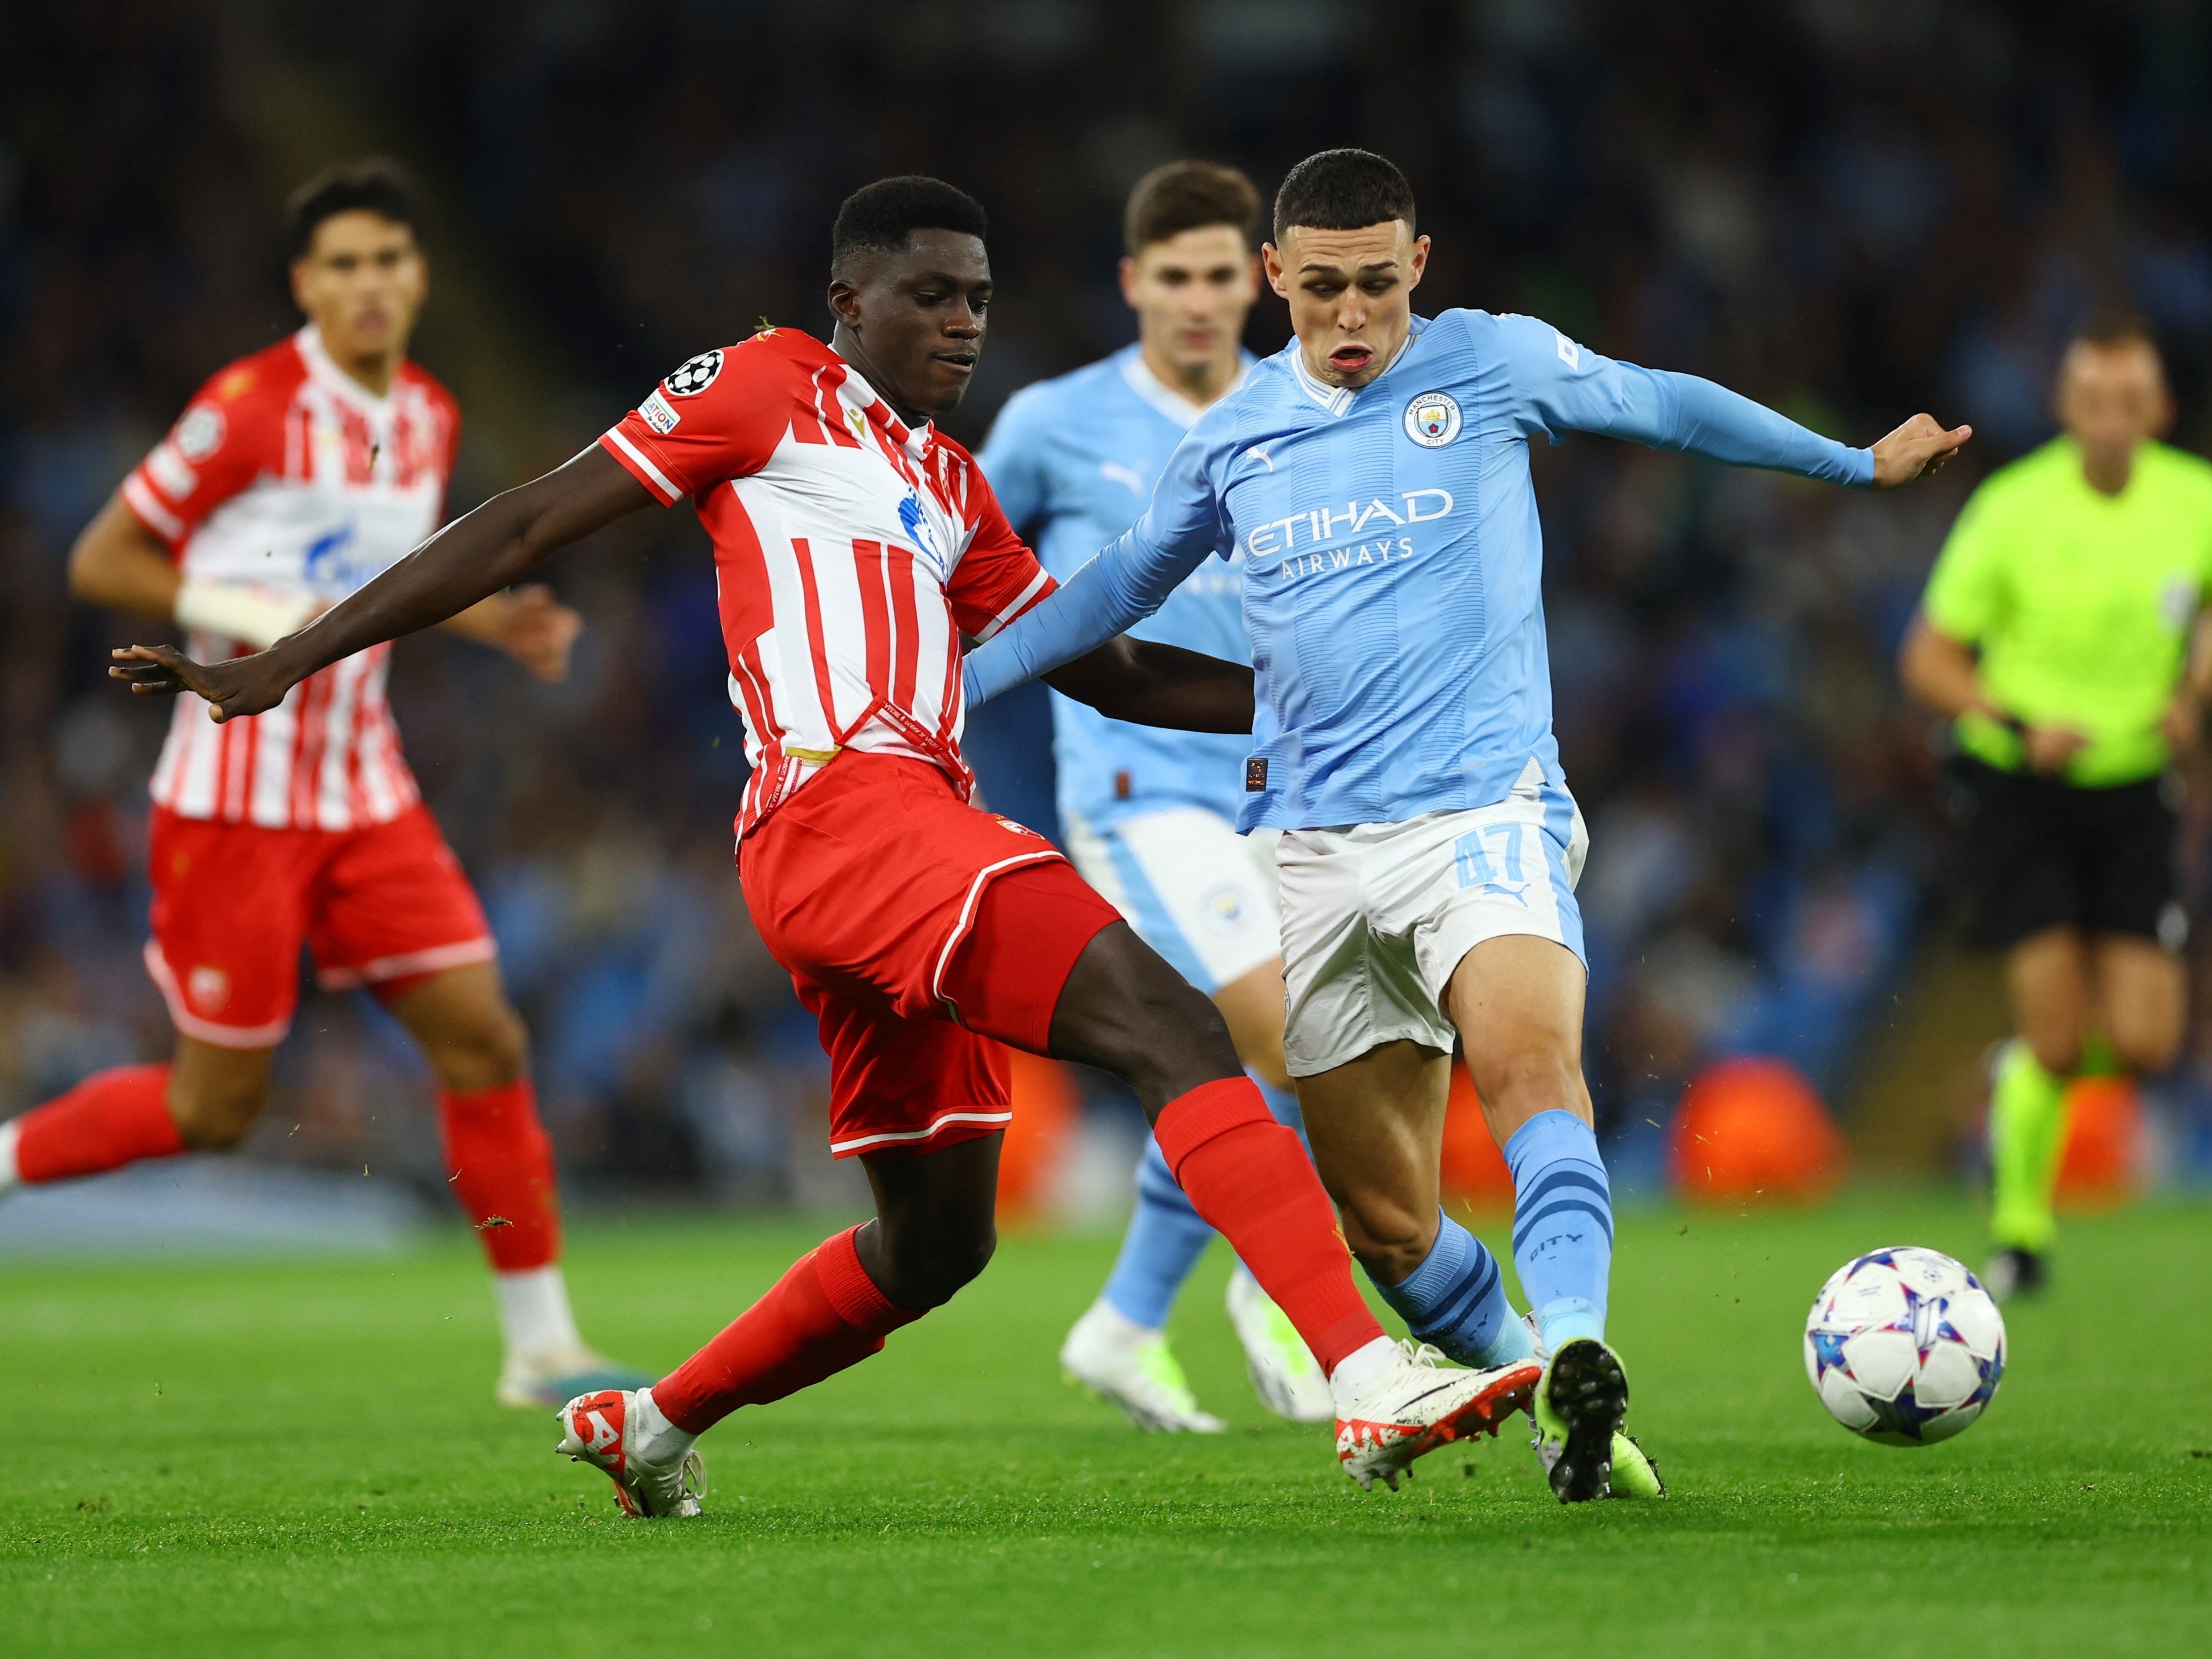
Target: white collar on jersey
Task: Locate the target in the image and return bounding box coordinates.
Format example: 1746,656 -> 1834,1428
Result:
1118,345 -> 1254,431
826,347 -> 932,461
1286,326 -> 1417,418
296,324 -> 399,417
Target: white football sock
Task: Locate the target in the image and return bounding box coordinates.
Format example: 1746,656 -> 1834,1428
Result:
493,1264 -> 584,1360
1328,1334 -> 1402,1414
0,1120 -> 21,1193
631,1387 -> 698,1466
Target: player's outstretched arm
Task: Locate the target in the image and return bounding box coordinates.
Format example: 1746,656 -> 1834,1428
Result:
964,528 -> 1210,709
109,446 -> 652,721
1501,313 -> 1969,489
1042,637 -> 1254,733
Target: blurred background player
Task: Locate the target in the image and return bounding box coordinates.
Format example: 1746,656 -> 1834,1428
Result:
1900,314 -> 2212,1300
0,159 -> 646,1409
979,161 -> 1330,1432
967,146 -> 1972,1501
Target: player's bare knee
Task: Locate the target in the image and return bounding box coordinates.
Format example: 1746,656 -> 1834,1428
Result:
167,1078 -> 266,1151
1480,1047 -> 1582,1126
886,1225 -> 995,1309
2109,1021 -> 2181,1078
2022,1029 -> 2083,1077
428,1004 -> 530,1091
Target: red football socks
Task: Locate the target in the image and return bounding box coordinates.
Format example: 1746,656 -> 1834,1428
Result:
1153,1076 -> 1383,1377
437,1079 -> 561,1272
10,1064 -> 185,1183
652,1226 -> 923,1434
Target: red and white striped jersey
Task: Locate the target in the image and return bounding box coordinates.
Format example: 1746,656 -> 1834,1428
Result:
599,328 -> 1057,835
124,326 -> 458,831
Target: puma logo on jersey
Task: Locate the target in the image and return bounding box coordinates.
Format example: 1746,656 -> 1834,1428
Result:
1244,443 -> 1275,472
1099,461 -> 1146,495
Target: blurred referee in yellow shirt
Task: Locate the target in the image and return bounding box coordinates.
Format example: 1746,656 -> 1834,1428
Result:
1902,313 -> 2212,1299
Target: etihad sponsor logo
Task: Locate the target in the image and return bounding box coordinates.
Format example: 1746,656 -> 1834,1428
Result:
1240,490 -> 1451,558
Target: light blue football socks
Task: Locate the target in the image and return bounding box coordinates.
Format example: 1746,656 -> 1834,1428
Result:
1371,1211 -> 1536,1368
1101,1133 -> 1217,1328
1101,1076 -> 1308,1330
1507,1108 -> 1613,1352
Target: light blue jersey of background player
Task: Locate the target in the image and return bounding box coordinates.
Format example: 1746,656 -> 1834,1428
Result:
979,343 -> 1254,837
973,160 -> 1336,1436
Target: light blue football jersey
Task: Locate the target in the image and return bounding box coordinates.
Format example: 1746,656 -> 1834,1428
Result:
967,309 -> 1873,832
978,344 -> 1256,831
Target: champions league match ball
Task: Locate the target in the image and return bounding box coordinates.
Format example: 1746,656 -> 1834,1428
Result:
1803,1246 -> 2006,1446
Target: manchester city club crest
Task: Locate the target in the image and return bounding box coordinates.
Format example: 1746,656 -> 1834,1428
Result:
1405,390 -> 1462,447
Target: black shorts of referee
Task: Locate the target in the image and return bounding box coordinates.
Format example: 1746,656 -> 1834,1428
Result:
1946,756 -> 2186,951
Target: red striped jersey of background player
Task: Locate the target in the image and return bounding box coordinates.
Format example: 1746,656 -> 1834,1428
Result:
598,327 -> 1057,834
122,325 -> 459,830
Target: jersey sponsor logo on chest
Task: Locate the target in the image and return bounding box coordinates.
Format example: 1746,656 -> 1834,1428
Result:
1239,490 -> 1452,558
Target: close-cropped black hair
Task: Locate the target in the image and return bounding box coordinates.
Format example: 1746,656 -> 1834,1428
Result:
830,176 -> 988,273
1271,148 -> 1416,242
284,158 -> 422,260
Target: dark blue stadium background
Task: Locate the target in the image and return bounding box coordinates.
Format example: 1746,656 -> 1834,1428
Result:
6,0 -> 2212,1202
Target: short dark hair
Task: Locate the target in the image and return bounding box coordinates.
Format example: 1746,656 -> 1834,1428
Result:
285,158 -> 422,260
2069,308 -> 2160,359
1271,148 -> 1416,242
1124,161 -> 1262,256
831,176 -> 988,273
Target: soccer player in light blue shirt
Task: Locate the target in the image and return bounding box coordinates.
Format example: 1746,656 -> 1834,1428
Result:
968,149 -> 1972,1500
979,162 -> 1332,1433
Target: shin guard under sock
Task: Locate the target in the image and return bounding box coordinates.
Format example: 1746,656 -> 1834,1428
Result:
651,1226 -> 923,1434
8,1065 -> 183,1184
1506,1110 -> 1613,1353
1153,1076 -> 1383,1375
438,1079 -> 561,1272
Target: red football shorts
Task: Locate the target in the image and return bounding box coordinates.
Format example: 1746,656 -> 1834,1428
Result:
145,803 -> 497,1048
739,753 -> 1122,1159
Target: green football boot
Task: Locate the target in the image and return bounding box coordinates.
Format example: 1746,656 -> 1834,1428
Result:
1530,1336 -> 1664,1502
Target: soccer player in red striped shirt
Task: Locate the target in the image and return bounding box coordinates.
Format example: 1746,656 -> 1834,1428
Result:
4,161 -> 646,1409
113,177 -> 1541,1513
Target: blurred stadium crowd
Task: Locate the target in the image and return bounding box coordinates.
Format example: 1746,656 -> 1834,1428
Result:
5,0 -> 2212,1206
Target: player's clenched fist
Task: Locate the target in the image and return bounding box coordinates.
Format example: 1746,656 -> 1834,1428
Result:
109,641 -> 294,722
1871,412 -> 1974,488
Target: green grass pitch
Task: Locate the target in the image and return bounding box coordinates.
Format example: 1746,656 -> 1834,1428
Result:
2,1193 -> 2206,1657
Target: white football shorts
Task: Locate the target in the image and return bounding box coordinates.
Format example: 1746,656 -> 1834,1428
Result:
1063,805 -> 1282,996
1275,766 -> 1589,1077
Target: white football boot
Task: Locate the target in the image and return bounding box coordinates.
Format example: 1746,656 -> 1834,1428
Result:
1060,1299 -> 1227,1433
499,1343 -> 653,1410
555,1388 -> 705,1518
1335,1341 -> 1542,1491
1224,1266 -> 1334,1424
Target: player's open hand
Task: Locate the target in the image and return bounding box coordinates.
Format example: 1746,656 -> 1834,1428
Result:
498,583 -> 582,682
108,644 -> 292,722
1870,413 -> 1973,488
